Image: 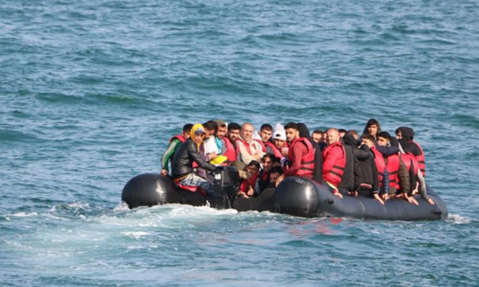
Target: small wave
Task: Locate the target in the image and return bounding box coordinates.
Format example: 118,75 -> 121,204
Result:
122,231 -> 150,239
7,212 -> 39,218
447,214 -> 472,224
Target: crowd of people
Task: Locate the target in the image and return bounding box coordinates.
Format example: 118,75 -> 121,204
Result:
160,118 -> 434,205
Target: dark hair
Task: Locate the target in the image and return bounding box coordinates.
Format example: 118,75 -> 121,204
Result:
271,156 -> 281,164
183,123 -> 194,133
247,160 -> 261,170
260,124 -> 273,132
347,129 -> 358,137
312,130 -> 323,135
338,129 -> 347,134
203,120 -> 218,133
378,131 -> 391,141
361,134 -> 375,142
284,122 -> 298,130
228,122 -> 241,132
262,153 -> 275,162
269,166 -> 283,175
362,118 -> 381,137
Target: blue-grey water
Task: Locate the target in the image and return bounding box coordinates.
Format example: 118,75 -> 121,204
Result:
1,0 -> 478,286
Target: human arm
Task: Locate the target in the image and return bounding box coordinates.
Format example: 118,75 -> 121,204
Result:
283,142 -> 306,177
375,144 -> 399,157
187,141 -> 217,171
237,141 -> 260,164
160,139 -> 181,174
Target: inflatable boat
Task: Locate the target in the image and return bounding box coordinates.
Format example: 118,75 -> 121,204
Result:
122,167 -> 448,221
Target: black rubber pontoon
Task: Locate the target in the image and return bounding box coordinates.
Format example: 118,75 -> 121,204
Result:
122,167 -> 447,221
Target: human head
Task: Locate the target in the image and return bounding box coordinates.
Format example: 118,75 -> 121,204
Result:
215,119 -> 227,139
325,128 -> 340,146
284,122 -> 299,144
347,129 -> 359,140
361,134 -> 375,148
241,123 -> 255,142
261,153 -> 274,172
182,123 -> 194,139
363,119 -> 381,139
273,130 -> 286,149
377,131 -> 391,147
272,156 -> 281,167
397,127 -> 415,141
311,130 -> 323,143
269,167 -> 284,183
227,122 -> 241,142
246,160 -> 261,174
203,120 -> 218,139
338,129 -> 347,138
395,128 -> 402,140
259,124 -> 273,143
190,123 -> 206,145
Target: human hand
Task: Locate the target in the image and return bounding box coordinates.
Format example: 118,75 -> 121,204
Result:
160,169 -> 168,176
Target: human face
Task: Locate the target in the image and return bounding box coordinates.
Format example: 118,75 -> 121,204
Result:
228,129 -> 240,142
204,129 -> 215,139
368,124 -> 378,137
274,138 -> 285,149
182,131 -> 191,139
262,157 -> 273,172
377,136 -> 389,147
259,129 -> 272,143
246,164 -> 259,174
193,133 -> 205,144
325,129 -> 340,146
396,130 -> 402,140
269,172 -> 280,183
285,128 -> 298,144
312,132 -> 322,143
217,126 -> 227,139
241,124 -> 254,141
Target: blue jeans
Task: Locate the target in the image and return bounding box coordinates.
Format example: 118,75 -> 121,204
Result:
179,173 -> 220,198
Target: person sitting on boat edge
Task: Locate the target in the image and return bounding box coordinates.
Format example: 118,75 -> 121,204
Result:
321,128 -> 351,198
297,123 -> 323,183
171,123 -> 222,198
236,123 -> 265,165
397,126 -> 427,177
344,133 -> 383,205
275,122 -> 315,186
160,123 -> 193,176
377,132 -> 417,205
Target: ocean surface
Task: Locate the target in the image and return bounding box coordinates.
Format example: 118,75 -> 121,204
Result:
1,0 -> 478,286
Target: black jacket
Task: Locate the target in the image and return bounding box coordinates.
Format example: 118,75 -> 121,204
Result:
398,127 -> 422,156
342,134 -> 378,193
171,139 -> 216,179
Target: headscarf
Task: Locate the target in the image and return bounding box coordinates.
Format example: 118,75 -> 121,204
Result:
190,123 -> 205,151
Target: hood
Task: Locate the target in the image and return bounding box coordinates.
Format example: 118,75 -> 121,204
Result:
399,127 -> 414,141
342,134 -> 357,146
190,123 -> 205,150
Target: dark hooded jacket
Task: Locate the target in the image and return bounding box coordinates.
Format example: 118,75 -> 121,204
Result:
336,136 -> 355,192
388,137 -> 410,194
171,139 -> 217,179
398,127 -> 423,157
343,134 -> 378,194
297,123 -> 322,183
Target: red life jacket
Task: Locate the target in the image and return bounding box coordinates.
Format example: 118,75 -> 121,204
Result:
288,138 -> 315,177
415,142 -> 426,177
322,142 -> 346,188
264,141 -> 283,158
370,146 -> 386,187
255,139 -> 266,152
322,142 -> 347,187
401,153 -> 419,178
385,154 -> 401,190
169,134 -> 186,144
240,172 -> 259,193
236,138 -> 257,160
222,137 -> 237,162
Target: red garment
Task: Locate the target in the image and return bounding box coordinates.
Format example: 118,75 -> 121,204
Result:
284,138 -> 314,178
255,139 -> 266,152
401,153 -> 419,177
370,145 -> 386,187
265,141 -> 283,158
385,154 -> 401,190
223,137 -> 237,162
240,172 -> 259,192
322,142 -> 346,188
169,134 -> 186,143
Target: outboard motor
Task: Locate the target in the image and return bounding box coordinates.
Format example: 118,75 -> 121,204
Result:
213,166 -> 241,207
